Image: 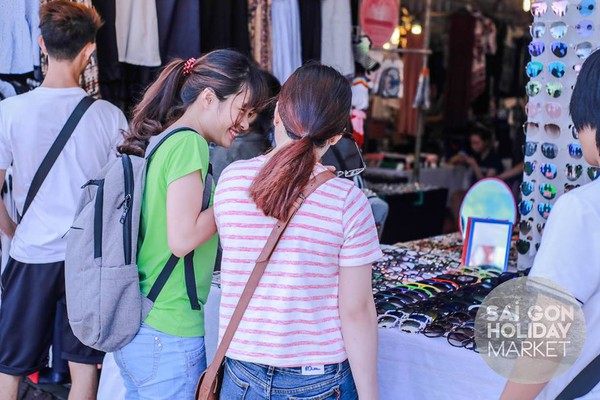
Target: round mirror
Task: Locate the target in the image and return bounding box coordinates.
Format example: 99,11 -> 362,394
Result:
459,178 -> 517,236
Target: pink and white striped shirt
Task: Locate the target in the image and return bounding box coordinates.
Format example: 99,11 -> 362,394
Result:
214,156 -> 382,367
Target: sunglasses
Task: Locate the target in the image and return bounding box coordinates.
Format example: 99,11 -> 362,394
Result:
523,142 -> 559,159
578,0 -> 596,16
521,181 -> 535,196
526,102 -> 542,118
517,239 -> 531,255
529,42 -> 546,58
571,125 -> 579,140
546,82 -> 564,98
525,161 -> 537,176
519,199 -> 534,216
588,167 -> 600,180
541,162 -> 558,179
524,122 -> 561,138
447,324 -> 477,351
519,218 -> 534,235
526,81 -> 542,97
538,203 -> 553,219
526,61 -> 543,78
531,0 -> 571,16
565,164 -> 583,182
565,183 -> 581,192
549,62 -> 566,78
576,41 -> 594,59
530,21 -> 568,39
539,183 -> 557,200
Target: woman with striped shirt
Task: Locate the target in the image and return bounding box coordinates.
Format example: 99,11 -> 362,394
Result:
214,64 -> 382,399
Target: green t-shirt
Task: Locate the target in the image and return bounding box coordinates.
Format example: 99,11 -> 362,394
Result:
137,130 -> 217,337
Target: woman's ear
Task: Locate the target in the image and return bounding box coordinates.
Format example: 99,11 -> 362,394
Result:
329,134 -> 343,147
199,88 -> 217,109
273,102 -> 281,125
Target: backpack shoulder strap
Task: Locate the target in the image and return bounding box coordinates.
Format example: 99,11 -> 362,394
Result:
556,353 -> 600,399
19,96 -> 96,222
145,127 -> 196,161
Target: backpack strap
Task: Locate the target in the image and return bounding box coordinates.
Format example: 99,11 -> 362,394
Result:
145,127 -> 194,161
18,96 -> 96,223
556,353 -> 600,400
145,140 -> 214,309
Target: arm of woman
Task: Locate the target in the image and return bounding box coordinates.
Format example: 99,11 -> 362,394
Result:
166,170 -> 217,257
339,265 -> 379,400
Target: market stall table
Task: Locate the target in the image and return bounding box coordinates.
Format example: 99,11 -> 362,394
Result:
365,165 -> 471,196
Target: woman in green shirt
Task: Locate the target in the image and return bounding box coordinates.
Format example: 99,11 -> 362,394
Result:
114,49 -> 268,399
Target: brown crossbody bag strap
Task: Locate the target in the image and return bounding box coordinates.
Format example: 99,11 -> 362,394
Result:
196,170 -> 336,399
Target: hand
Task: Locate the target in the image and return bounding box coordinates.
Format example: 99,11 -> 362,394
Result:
324,165 -> 337,173
465,157 -> 478,167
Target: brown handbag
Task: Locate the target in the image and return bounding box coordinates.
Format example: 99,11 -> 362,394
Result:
195,171 -> 335,400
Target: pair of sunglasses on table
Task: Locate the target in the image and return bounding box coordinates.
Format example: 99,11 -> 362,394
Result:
375,271 -> 520,329
531,0 -> 597,18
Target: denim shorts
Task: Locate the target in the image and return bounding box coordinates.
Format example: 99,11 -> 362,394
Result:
221,357 -> 357,400
114,323 -> 206,400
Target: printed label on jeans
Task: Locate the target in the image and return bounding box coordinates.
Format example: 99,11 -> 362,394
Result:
301,365 -> 325,375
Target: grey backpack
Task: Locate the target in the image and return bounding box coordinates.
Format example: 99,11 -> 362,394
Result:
65,127 -> 213,352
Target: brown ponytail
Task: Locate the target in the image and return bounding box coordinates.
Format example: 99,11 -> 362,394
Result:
118,49 -> 269,156
249,64 -> 351,221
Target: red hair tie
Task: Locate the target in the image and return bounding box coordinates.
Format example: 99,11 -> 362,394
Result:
183,58 -> 196,76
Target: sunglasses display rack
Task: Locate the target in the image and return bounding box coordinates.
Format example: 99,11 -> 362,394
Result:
520,0 -> 600,269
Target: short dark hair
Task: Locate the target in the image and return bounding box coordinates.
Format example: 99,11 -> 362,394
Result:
571,49 -> 600,149
249,71 -> 281,135
40,0 -> 103,61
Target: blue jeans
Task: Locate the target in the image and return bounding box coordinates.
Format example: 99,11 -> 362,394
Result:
221,357 -> 358,400
114,323 -> 206,400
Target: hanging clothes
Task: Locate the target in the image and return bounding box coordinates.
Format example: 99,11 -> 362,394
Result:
41,0 -> 100,97
444,11 -> 477,131
470,15 -> 497,101
156,0 -> 201,62
200,0 -> 250,54
115,0 -> 161,67
321,0 -> 354,77
371,56 -> 404,99
298,0 -> 321,63
93,0 -> 120,102
271,0 -> 302,83
248,0 -> 273,71
0,0 -> 40,74
396,32 -> 424,138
